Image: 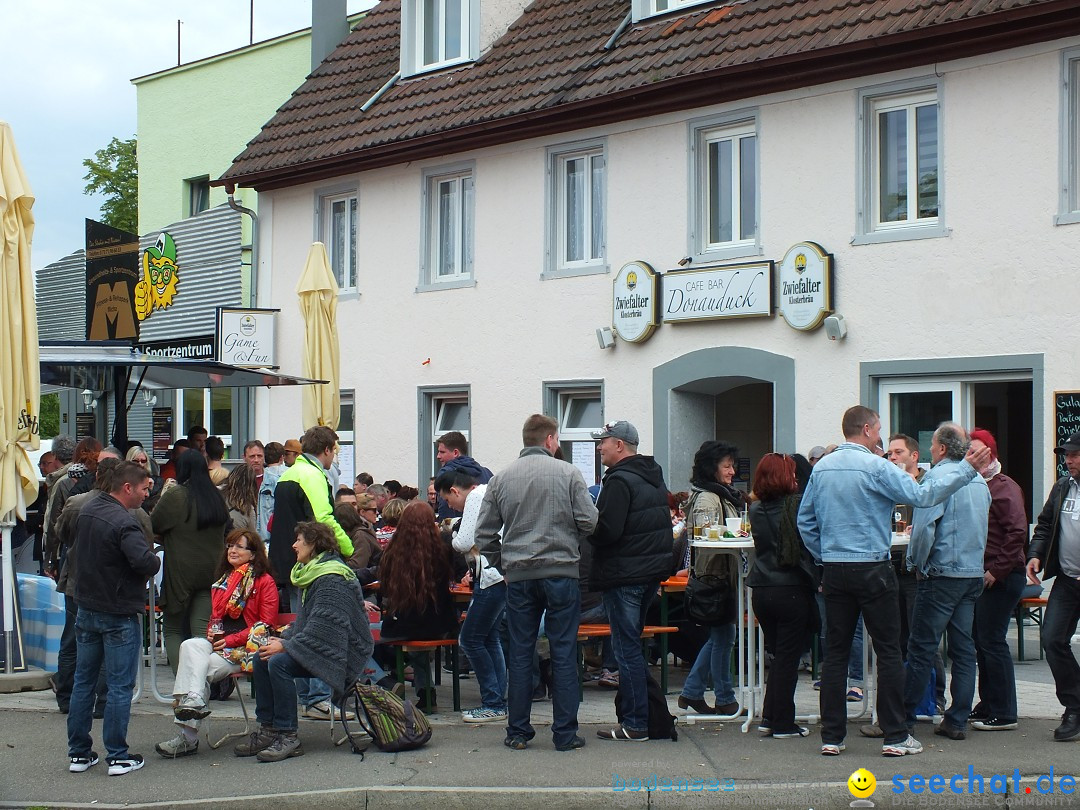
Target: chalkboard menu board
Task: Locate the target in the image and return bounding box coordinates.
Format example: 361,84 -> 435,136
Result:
1054,391 -> 1080,478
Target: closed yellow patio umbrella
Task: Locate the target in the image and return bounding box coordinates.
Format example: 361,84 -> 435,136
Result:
0,121 -> 40,673
296,242 -> 340,430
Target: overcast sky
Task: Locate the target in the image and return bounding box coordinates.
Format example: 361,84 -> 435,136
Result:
2,0 -> 374,271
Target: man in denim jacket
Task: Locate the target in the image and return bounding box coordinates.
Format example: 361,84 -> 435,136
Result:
798,406 -> 990,758
904,422 -> 990,742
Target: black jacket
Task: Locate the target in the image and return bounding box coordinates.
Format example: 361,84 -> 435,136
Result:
72,493 -> 160,616
589,454 -> 672,590
746,496 -> 820,590
1030,475 -> 1072,581
269,478 -> 318,586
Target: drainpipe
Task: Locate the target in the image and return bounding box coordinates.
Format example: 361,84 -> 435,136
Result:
225,183 -> 259,447
225,184 -> 258,308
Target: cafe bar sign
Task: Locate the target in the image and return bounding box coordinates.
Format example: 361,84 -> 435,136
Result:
611,261 -> 659,343
217,307 -> 278,368
777,241 -> 833,331
663,261 -> 773,323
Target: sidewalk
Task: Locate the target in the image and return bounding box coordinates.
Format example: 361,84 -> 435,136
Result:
0,625 -> 1074,810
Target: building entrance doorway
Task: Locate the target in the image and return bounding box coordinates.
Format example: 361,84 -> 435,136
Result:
669,379 -> 774,493
879,377 -> 1033,519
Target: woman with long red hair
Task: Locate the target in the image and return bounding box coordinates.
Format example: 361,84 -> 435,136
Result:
747,453 -> 821,740
377,501 -> 457,712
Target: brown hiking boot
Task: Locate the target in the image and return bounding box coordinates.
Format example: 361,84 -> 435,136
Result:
234,725 -> 276,757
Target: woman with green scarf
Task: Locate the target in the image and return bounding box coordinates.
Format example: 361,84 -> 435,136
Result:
236,521 -> 373,763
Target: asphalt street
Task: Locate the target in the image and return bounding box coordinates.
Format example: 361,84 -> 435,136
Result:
0,646 -> 1076,810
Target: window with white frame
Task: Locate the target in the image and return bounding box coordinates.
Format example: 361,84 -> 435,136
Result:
856,81 -> 943,242
692,117 -> 758,256
401,0 -> 478,75
632,0 -> 712,21
548,143 -> 606,275
545,382 -> 603,485
421,166 -> 474,287
419,387 -> 470,484
320,192 -> 358,291
337,389 -> 355,486
186,176 -> 210,217
1060,50 -> 1080,224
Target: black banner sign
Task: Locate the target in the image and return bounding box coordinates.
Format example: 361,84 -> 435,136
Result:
85,218 -> 140,341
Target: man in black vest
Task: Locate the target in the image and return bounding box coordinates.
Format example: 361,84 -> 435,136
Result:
589,420 -> 672,741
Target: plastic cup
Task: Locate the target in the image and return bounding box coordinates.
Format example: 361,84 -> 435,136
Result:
725,518 -> 742,534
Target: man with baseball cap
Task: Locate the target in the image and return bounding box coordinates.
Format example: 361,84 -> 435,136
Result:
589,420 -> 672,741
1027,431 -> 1080,742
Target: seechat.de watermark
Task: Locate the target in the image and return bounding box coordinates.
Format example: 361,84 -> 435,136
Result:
612,773 -> 735,792
890,766 -> 1077,797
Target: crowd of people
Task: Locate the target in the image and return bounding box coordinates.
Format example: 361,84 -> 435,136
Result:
29,401 -> 1080,774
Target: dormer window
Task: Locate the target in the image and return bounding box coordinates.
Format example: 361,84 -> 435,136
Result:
633,0 -> 715,22
401,0 -> 479,76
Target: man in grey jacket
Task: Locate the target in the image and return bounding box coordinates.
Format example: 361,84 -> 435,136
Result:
476,414 -> 598,752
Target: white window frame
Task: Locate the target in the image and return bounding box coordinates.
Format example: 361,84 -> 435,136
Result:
545,140 -> 607,278
337,389 -> 356,486
314,184 -> 360,295
632,0 -> 714,22
1057,48 -> 1080,226
688,110 -> 761,262
418,163 -> 476,292
400,0 -> 479,77
185,175 -> 210,218
854,77 -> 947,244
544,381 -> 604,484
418,386 -> 470,485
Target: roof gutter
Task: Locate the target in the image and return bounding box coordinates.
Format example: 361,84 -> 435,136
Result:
217,0 -> 1080,192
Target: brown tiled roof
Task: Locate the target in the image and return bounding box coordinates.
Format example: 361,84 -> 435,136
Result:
221,0 -> 1080,190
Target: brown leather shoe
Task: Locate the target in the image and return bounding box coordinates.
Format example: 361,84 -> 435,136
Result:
677,695 -> 715,714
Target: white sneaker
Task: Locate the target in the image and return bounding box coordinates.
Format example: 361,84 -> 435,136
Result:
107,754 -> 145,775
463,707 -> 508,724
301,700 -> 355,721
882,735 -> 923,757
69,752 -> 99,773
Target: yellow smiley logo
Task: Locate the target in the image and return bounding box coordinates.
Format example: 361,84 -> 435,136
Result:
848,768 -> 877,799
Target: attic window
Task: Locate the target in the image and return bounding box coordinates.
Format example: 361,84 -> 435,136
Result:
633,0 -> 717,22
401,0 -> 479,76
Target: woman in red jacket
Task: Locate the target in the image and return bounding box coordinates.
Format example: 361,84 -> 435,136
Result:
155,529 -> 278,758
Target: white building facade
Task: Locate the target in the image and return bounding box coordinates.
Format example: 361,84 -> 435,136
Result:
228,0 -> 1080,511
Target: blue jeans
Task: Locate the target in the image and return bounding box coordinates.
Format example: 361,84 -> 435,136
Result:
505,577 -> 580,748
904,576 -> 983,731
253,650 -> 312,732
682,623 -> 736,705
602,583 -> 657,733
579,603 -> 616,671
289,585 -> 331,708
973,569 -> 1025,721
459,581 -> 507,710
66,609 -> 141,761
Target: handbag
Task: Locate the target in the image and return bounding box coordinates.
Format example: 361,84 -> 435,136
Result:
684,572 -> 736,626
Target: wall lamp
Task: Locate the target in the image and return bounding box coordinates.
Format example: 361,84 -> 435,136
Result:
81,389 -> 99,410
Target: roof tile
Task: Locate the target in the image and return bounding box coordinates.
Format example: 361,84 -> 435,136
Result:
222,0 -> 1077,185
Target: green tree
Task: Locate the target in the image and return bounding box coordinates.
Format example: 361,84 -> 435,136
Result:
82,136 -> 138,234
39,393 -> 60,439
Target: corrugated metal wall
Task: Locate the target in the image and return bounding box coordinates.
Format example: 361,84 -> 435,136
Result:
36,204 -> 245,341
139,205 -> 244,338
36,205 -> 246,447
36,250 -> 86,340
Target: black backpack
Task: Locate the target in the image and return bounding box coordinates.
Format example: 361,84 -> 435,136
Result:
614,671 -> 678,741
